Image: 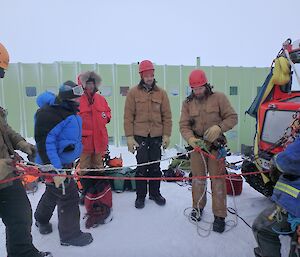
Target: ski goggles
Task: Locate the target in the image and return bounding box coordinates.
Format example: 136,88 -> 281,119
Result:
59,85 -> 84,100
72,85 -> 84,96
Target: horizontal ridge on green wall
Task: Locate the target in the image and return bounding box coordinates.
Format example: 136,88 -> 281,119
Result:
0,62 -> 269,152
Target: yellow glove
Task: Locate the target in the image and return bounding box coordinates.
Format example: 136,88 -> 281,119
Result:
162,135 -> 170,149
203,125 -> 222,143
0,159 -> 14,180
188,137 -> 201,149
127,136 -> 139,154
17,141 -> 36,160
53,171 -> 67,188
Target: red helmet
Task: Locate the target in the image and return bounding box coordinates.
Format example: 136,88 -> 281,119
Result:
189,69 -> 208,88
139,60 -> 154,74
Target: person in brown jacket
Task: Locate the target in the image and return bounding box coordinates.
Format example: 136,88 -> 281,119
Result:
179,69 -> 238,233
0,43 -> 52,257
124,60 -> 172,209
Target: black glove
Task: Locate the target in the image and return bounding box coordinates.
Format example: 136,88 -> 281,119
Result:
269,158 -> 282,183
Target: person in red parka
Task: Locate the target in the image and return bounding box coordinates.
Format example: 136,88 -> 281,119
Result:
77,71 -> 111,191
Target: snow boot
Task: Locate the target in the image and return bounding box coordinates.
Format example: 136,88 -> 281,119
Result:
135,197 -> 145,209
60,232 -> 93,247
254,247 -> 263,257
213,216 -> 225,233
190,208 -> 203,222
35,221 -> 53,235
38,252 -> 53,257
149,194 -> 166,206
149,179 -> 166,206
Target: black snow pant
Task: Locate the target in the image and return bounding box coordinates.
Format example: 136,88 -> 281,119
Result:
134,135 -> 162,199
0,179 -> 41,257
252,204 -> 299,257
34,179 -> 81,242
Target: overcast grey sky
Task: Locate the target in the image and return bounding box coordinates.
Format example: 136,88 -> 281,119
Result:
1,0 -> 299,67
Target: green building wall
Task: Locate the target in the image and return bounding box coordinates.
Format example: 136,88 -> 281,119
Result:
0,62 -> 269,152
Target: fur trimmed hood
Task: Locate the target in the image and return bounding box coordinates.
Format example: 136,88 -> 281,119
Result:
79,71 -> 101,88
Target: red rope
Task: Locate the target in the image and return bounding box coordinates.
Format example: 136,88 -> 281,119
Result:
0,147 -> 263,185
0,169 -> 270,184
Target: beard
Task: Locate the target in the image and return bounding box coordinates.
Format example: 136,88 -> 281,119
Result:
194,87 -> 209,101
194,94 -> 206,101
144,79 -> 154,87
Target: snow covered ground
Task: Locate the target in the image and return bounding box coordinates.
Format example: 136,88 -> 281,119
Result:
0,146 -> 290,257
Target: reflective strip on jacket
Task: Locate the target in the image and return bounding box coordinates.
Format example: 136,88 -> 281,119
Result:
272,176 -> 300,217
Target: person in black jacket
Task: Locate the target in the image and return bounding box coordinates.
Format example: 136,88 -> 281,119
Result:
34,82 -> 93,247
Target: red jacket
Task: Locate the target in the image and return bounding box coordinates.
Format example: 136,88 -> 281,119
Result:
79,93 -> 111,154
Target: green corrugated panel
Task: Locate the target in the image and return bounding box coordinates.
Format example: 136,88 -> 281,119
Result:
1,64 -> 23,135
1,62 -> 271,152
20,63 -> 41,138
206,66 -> 226,93
238,67 -> 255,149
131,63 -> 139,86
165,65 -> 181,148
153,65 -> 165,89
115,64 -> 131,146
224,67 -> 241,152
58,62 -> 78,84
79,64 -> 96,74
96,64 -> 115,145
40,63 -> 59,93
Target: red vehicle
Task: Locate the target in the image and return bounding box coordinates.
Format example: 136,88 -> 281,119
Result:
242,38 -> 300,197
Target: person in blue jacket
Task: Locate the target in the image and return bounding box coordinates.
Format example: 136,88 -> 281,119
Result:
34,81 -> 93,247
252,136 -> 300,257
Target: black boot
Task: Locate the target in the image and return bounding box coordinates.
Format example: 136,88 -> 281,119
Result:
135,197 -> 145,209
213,216 -> 225,233
35,221 -> 53,235
254,247 -> 263,257
190,208 -> 203,222
61,232 -> 93,247
135,179 -> 147,209
38,252 -> 53,257
149,194 -> 166,206
149,180 -> 166,206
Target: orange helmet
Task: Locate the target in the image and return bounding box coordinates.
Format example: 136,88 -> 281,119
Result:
0,43 -> 9,70
139,60 -> 154,74
189,69 -> 208,88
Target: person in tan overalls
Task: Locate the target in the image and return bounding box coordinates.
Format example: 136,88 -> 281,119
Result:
124,60 -> 172,209
179,69 -> 238,233
0,42 -> 52,257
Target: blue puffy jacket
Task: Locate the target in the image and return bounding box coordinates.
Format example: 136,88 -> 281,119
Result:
34,91 -> 82,169
271,137 -> 300,217
274,137 -> 300,176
